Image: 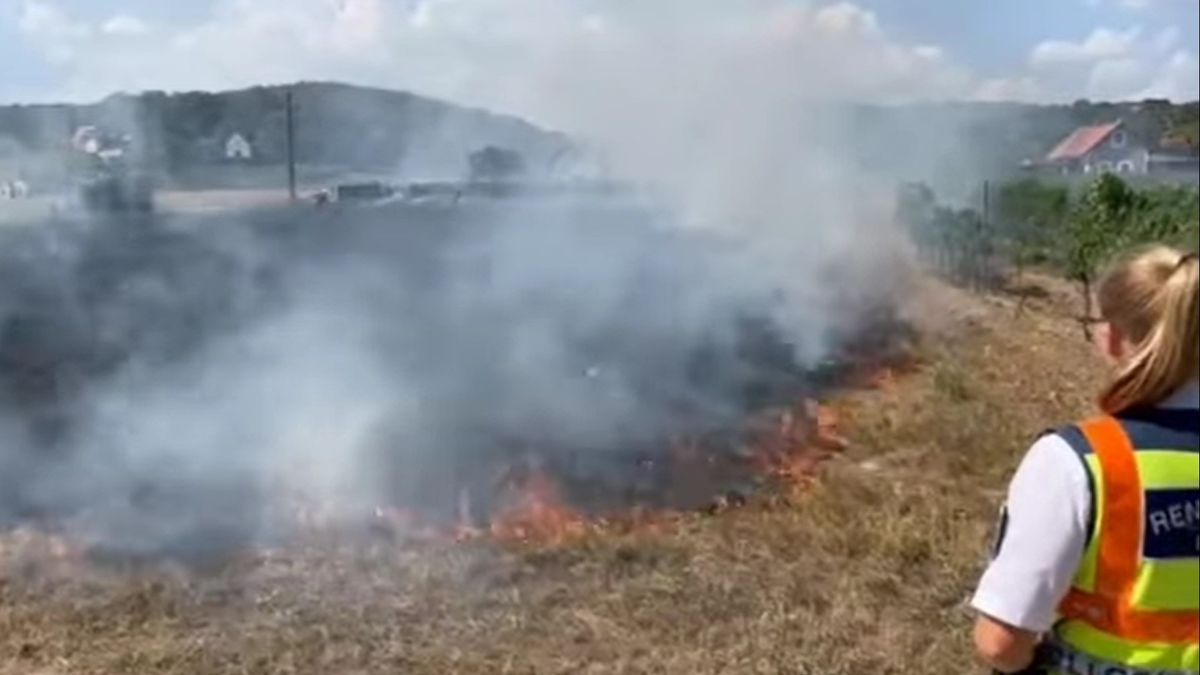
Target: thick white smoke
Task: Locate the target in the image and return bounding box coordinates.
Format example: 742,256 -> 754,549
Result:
0,0 -> 919,559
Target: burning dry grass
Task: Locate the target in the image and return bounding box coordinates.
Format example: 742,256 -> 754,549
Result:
1,273 -> 1104,675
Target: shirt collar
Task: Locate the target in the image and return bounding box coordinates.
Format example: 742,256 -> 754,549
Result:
1160,379 -> 1200,410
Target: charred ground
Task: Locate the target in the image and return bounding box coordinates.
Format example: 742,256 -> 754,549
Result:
0,194 -> 903,559
0,271 -> 1105,674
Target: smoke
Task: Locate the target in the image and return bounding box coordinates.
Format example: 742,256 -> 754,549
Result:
0,1 -> 918,560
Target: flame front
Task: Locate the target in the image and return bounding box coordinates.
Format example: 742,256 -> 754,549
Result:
489,470 -> 587,545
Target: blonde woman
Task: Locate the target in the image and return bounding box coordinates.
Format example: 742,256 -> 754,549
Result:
972,245 -> 1199,674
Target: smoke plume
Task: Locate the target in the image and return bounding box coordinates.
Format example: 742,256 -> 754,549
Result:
0,1 -> 917,559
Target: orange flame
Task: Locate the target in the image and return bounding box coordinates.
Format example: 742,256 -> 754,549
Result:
489,470 -> 586,545
750,399 -> 848,485
0,527 -> 86,576
815,404 -> 849,451
870,367 -> 899,394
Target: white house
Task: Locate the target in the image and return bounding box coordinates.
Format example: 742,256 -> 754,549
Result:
225,133 -> 254,161
72,126 -> 103,155
0,180 -> 29,200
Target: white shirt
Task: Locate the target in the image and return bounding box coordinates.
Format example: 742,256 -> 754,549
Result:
971,380 -> 1200,632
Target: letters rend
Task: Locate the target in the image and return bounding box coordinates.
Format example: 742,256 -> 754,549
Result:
1144,491 -> 1200,559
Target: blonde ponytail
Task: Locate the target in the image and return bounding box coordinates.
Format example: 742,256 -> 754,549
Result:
1098,245 -> 1199,414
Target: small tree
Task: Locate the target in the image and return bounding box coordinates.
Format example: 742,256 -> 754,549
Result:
468,146 -> 527,182
1066,173 -> 1138,337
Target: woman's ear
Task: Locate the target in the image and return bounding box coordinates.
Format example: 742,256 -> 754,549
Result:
1093,322 -> 1127,365
1106,323 -> 1131,363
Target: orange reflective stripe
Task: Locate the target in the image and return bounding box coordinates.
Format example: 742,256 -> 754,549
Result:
1061,588 -> 1199,643
1079,416 -> 1141,599
1058,417 -> 1200,645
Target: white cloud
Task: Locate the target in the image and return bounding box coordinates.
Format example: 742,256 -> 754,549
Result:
1016,25 -> 1199,101
1030,27 -> 1140,67
1149,26 -> 1180,54
17,0 -> 87,38
12,0 -> 1199,114
1113,0 -> 1193,10
101,14 -> 151,37
1135,49 -> 1200,100
1087,57 -> 1144,96
1087,0 -> 1181,10
17,0 -> 91,63
12,1 -> 974,115
811,2 -> 881,36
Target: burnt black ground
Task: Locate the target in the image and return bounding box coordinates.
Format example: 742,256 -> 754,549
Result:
0,194 -> 857,559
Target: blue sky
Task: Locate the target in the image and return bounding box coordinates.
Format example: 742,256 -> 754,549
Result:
3,0 -> 1198,112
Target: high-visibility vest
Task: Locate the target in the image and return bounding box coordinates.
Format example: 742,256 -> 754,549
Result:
1049,410 -> 1199,673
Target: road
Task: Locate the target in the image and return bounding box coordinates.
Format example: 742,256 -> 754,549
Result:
0,188 -> 299,227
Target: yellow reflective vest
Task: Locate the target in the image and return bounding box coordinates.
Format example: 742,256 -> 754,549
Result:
1048,412 -> 1199,674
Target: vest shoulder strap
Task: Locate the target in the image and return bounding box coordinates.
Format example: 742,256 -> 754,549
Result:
1076,416 -> 1141,600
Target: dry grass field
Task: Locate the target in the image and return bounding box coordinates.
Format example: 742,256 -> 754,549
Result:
0,273 -> 1106,675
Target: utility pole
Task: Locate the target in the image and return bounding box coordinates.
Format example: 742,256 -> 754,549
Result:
979,179 -> 991,291
285,88 -> 297,202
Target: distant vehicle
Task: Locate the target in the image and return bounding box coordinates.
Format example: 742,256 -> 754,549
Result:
333,181 -> 394,202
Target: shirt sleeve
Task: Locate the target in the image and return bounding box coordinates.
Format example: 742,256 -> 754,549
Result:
971,434 -> 1092,633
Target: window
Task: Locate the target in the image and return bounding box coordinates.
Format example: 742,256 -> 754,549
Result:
1097,160 -> 1114,173
1110,130 -> 1127,148
1116,160 -> 1136,174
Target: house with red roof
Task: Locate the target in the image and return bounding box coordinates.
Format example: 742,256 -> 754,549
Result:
1038,120 -> 1150,176
1028,119 -> 1199,182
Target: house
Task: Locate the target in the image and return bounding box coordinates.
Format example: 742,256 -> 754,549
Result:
225,133 -> 254,161
0,179 -> 30,199
1147,137 -> 1200,180
1039,120 -> 1149,176
72,126 -> 104,155
1028,119 -> 1199,182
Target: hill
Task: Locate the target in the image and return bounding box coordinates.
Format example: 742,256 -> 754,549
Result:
0,82 -> 578,188
0,84 -> 1196,194
841,98 -> 1199,195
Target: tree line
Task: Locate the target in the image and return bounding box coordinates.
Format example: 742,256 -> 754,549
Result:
898,174 -> 1199,330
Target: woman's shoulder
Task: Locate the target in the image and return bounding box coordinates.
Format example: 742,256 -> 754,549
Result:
1035,422 -> 1096,459
1045,409 -> 1199,454
1006,432 -> 1094,529
1022,431 -> 1091,476
1010,431 -> 1093,509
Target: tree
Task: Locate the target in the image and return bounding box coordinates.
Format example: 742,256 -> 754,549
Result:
1065,174 -> 1139,337
994,178 -> 1070,280
468,146 -> 527,182
1133,185 -> 1200,249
